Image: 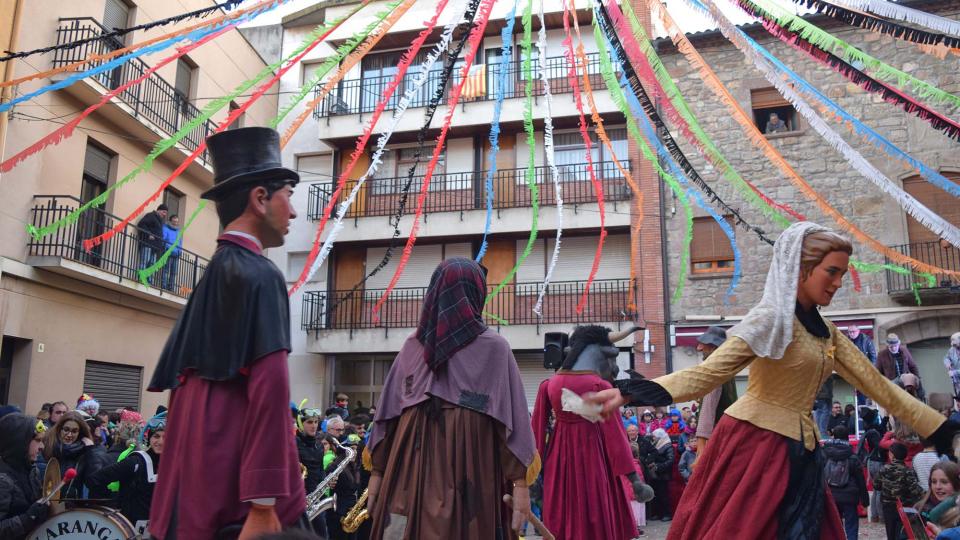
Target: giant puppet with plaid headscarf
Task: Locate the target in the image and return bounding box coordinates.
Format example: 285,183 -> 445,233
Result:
366,258 -> 539,539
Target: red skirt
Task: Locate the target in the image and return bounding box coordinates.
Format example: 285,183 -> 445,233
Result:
667,416 -> 844,540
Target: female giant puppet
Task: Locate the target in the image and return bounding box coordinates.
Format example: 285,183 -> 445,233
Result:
588,222 -> 958,539
532,325 -> 653,540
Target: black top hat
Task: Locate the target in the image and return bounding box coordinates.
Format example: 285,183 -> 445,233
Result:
697,326 -> 728,348
201,127 -> 299,201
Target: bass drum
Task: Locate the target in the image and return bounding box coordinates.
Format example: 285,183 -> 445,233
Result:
27,506 -> 137,540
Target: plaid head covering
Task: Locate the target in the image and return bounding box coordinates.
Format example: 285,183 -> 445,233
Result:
416,258 -> 488,371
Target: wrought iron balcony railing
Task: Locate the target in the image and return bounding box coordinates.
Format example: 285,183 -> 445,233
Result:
885,241 -> 960,294
306,160 -> 632,220
313,52 -> 604,119
53,18 -> 216,164
302,278 -> 633,331
28,195 -> 209,298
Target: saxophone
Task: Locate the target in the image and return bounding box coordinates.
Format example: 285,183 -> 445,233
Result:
340,488 -> 369,533
305,439 -> 356,520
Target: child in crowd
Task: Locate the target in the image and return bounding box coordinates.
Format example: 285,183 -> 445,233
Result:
663,409 -> 687,443
678,438 -> 697,483
874,442 -> 925,540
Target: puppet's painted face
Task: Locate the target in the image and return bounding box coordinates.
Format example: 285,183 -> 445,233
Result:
797,250 -> 849,308
262,185 -> 297,248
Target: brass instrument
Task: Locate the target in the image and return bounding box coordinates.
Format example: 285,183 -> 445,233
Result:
305,439 -> 356,520
340,489 -> 369,533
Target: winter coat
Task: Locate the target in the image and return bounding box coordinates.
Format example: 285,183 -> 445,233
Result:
874,459 -> 924,506
877,345 -> 920,381
47,441 -> 104,499
850,333 -> 877,364
86,449 -> 160,525
162,224 -> 182,256
136,211 -> 165,249
297,432 -> 326,495
826,413 -> 847,436
821,439 -> 868,506
678,449 -> 696,482
0,460 -> 43,540
650,443 -> 675,480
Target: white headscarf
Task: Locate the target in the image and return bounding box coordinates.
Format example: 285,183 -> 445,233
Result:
728,222 -> 830,360
652,428 -> 671,449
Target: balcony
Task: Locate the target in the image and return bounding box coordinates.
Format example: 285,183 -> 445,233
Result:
52,18 -> 216,165
27,196 -> 209,306
306,160 -> 633,221
886,241 -> 960,304
314,52 -> 603,119
302,278 -> 633,331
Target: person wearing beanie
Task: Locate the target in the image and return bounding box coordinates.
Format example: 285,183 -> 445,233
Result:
0,413 -> 48,539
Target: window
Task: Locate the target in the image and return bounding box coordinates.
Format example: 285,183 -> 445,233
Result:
691,216 -> 736,274
103,0 -> 132,39
162,187 -> 185,222
361,51 -> 403,112
552,129 -> 628,182
751,87 -> 797,135
175,57 -> 197,116
371,145 -> 445,195
227,100 -> 244,130
902,174 -> 960,246
81,143 -> 112,204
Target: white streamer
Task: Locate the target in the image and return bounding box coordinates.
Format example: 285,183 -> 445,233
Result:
300,0 -> 471,284
533,0 -> 564,317
830,0 -> 960,38
695,0 -> 960,248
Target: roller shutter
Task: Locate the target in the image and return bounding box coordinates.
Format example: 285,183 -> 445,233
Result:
83,360 -> 142,412
515,354 -> 552,411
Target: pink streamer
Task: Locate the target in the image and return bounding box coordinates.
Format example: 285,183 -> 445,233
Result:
372,0 -> 497,322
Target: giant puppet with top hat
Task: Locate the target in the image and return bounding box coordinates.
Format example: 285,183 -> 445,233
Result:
147,128 -> 307,539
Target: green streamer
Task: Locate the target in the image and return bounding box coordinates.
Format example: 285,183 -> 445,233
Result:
592,12 -> 693,302
271,0 -> 403,128
485,0 -> 539,306
27,12 -> 358,241
750,0 -> 960,110
850,260 -> 936,288
137,200 -> 208,286
483,311 -> 510,326
618,0 -> 791,229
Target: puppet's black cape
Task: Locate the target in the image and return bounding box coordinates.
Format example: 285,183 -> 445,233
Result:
148,239 -> 291,391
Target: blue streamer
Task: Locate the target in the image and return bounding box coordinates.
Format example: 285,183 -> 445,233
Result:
0,2 -> 278,113
475,0 -> 519,262
604,29 -> 742,298
686,0 -> 960,199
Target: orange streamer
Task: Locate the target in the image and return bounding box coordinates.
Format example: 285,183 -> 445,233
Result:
279,0 -> 417,148
646,0 -> 960,278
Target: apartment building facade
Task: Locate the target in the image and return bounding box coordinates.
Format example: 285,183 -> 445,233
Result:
271,0 -> 666,408
0,0 -> 277,414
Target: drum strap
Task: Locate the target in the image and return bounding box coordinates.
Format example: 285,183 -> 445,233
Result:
134,451 -> 158,483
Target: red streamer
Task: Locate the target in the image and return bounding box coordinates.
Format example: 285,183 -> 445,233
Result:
849,264 -> 862,292
372,0 -> 497,322
1,24 -> 236,173
288,0 -> 451,296
81,11 -> 355,251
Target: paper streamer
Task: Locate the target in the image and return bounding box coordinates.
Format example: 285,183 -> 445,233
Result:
678,0 -> 960,277
137,201 -> 208,285
373,0 -> 498,321
746,0 -> 960,112
475,0 -> 520,262
2,23 -> 236,173
737,0 -> 960,142
597,8 -> 742,298
276,0 -> 417,143
567,1 -> 641,310
614,0 -> 801,226
790,0 -> 960,51
827,0 -> 960,37
487,0 -> 540,309
0,1 -> 283,114
849,264 -> 863,291
44,8 -> 363,245
287,0 -> 460,294
532,0 -> 565,316
704,0 -> 960,248
601,1 -> 780,245
0,0 -> 281,90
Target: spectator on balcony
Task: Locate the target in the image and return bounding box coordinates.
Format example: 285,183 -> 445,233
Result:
765,112 -> 789,134
161,215 -> 182,292
136,204 -> 167,281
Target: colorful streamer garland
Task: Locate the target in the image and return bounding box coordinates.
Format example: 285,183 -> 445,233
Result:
596,6 -> 743,298
556,0 -> 605,315
373,0 -> 498,321
826,0 -> 960,37
287,0 -> 461,294
737,0 -> 960,142
475,0 -> 520,263
2,22 -> 237,173
789,0 -> 960,51
532,0 -> 566,317
608,0 -> 801,228
744,0 -> 960,113
27,3 -> 365,242
678,0 -> 960,277
0,0 -> 280,90
0,1 -> 285,114
137,201 -> 208,285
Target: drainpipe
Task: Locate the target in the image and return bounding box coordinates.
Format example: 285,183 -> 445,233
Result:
655,107 -> 673,374
0,0 -> 25,165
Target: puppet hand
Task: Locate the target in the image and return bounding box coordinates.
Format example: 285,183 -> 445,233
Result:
561,388 -> 604,423
582,388 -> 628,418
613,378 -> 673,409
238,503 -> 281,540
627,472 -> 655,503
510,485 -> 530,533
928,419 -> 960,459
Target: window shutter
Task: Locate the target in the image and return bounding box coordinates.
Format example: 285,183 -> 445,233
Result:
902,175 -> 960,245
692,217 -> 735,263
103,0 -> 130,32
83,145 -> 112,182
83,360 -> 142,412
751,87 -> 789,110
